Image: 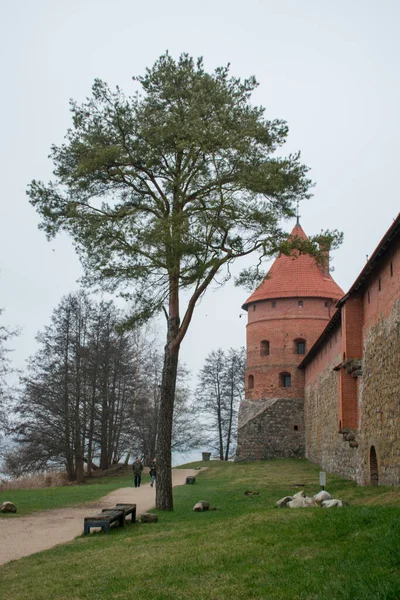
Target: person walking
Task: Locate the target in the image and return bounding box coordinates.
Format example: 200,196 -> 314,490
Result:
132,457 -> 143,488
149,458 -> 156,487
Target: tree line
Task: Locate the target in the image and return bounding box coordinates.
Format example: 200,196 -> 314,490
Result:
2,293 -> 197,481
1,292 -> 245,481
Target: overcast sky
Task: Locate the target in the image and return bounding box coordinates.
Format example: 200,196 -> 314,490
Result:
1,0 -> 399,384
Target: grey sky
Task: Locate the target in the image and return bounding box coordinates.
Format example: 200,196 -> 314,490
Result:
1,0 -> 399,381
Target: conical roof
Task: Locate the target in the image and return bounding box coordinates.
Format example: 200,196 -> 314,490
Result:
242,222 -> 344,309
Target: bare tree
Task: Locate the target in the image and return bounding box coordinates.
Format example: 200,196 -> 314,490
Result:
0,308 -> 18,431
5,294 -> 199,479
196,347 -> 245,460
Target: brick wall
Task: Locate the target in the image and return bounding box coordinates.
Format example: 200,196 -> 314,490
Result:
245,297 -> 335,399
339,369 -> 359,430
363,240 -> 400,329
342,295 -> 363,359
304,323 -> 342,385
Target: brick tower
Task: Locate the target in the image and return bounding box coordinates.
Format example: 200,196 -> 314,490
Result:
236,221 -> 344,460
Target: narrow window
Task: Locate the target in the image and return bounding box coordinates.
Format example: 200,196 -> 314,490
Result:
325,301 -> 329,307
295,338 -> 306,354
293,425 -> 299,431
298,300 -> 303,308
370,446 -> 379,486
253,303 -> 256,311
279,372 -> 291,388
390,261 -> 393,277
248,375 -> 254,389
378,277 -> 381,291
260,340 -> 270,356
272,301 -> 276,308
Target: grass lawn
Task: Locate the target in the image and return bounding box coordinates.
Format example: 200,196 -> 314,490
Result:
0,459 -> 399,600
0,470 -> 135,516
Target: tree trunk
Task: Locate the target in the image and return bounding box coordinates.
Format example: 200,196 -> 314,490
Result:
63,312 -> 75,480
224,377 -> 234,461
156,318 -> 180,511
217,380 -> 224,461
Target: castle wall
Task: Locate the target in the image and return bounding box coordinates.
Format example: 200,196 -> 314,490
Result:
238,216 -> 400,483
304,325 -> 360,481
304,235 -> 400,485
356,239 -> 400,485
236,398 -> 304,461
238,295 -> 334,462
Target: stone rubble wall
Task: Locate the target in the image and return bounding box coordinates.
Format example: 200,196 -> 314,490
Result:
304,299 -> 400,486
356,299 -> 400,485
304,349 -> 359,481
236,397 -> 305,461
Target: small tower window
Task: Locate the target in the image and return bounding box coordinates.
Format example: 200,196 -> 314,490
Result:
378,277 -> 381,291
298,300 -> 303,308
295,338 -> 306,354
260,340 -> 270,356
253,303 -> 256,311
248,375 -> 254,389
279,372 -> 291,388
390,261 -> 393,277
272,301 -> 276,308
325,301 -> 329,307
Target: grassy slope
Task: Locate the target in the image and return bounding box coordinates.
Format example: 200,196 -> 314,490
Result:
0,460 -> 399,600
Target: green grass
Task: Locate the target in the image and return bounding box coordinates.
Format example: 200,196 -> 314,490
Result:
1,460 -> 400,600
0,470 -> 135,516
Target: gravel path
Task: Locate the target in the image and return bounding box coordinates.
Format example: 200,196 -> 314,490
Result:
0,468 -> 200,566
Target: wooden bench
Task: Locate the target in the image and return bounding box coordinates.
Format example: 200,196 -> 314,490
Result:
102,503 -> 136,524
84,509 -> 125,535
84,503 -> 137,535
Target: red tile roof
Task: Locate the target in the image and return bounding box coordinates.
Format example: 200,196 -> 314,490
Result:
242,223 -> 344,309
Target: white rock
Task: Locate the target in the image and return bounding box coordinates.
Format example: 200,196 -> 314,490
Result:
322,499 -> 344,508
292,490 -> 306,499
276,496 -> 293,508
288,496 -> 318,508
313,491 -> 333,503
0,501 -> 16,513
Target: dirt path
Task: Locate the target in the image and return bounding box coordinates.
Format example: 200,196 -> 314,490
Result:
0,468 -> 201,566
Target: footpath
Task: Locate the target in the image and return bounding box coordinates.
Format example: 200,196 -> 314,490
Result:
0,468 -> 199,566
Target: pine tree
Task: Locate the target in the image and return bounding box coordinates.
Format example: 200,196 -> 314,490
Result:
27,53 -> 329,508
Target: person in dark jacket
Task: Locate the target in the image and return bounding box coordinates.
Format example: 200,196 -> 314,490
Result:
149,458 -> 156,487
132,457 -> 143,488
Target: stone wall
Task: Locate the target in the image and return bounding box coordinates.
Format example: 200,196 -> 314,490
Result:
357,299 -> 400,485
304,293 -> 400,486
304,347 -> 359,481
236,397 -> 305,461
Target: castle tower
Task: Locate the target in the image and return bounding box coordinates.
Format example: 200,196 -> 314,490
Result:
236,221 -> 344,461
